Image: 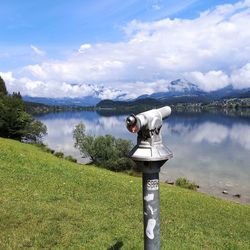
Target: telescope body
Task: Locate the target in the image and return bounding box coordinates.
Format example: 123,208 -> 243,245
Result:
126,106 -> 173,162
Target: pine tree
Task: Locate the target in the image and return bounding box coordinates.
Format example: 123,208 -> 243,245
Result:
0,76 -> 47,141
0,76 -> 8,95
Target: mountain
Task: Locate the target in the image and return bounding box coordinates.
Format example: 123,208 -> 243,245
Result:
23,82 -> 121,106
23,95 -> 101,106
97,97 -> 162,108
23,79 -> 250,107
136,80 -> 250,104
96,98 -> 163,116
136,79 -> 207,103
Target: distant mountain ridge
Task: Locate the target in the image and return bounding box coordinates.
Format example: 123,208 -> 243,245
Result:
137,80 -> 249,100
136,79 -> 204,101
23,79 -> 250,106
135,80 -> 250,104
23,95 -> 100,107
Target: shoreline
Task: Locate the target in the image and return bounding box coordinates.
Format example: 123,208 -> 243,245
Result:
161,175 -> 250,205
198,186 -> 250,205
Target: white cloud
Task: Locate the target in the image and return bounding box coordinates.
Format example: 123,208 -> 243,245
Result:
0,71 -> 16,93
231,63 -> 250,89
4,0 -> 250,98
0,72 -> 125,99
78,44 -> 92,53
24,64 -> 48,79
185,70 -> 229,91
0,71 -> 15,84
30,45 -> 46,56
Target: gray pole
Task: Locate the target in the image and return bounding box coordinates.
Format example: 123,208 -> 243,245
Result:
140,161 -> 164,250
143,172 -> 160,249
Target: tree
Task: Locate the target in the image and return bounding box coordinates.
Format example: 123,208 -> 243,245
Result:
0,94 -> 26,139
22,118 -> 47,143
72,122 -> 93,159
0,77 -> 47,142
73,122 -> 136,171
0,76 -> 7,96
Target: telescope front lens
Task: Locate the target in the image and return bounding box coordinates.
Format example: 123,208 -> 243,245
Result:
131,125 -> 138,133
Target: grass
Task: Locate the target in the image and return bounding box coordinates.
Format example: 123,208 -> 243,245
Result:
0,137 -> 250,249
175,177 -> 197,191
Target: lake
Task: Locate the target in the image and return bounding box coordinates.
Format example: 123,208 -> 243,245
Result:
36,110 -> 250,203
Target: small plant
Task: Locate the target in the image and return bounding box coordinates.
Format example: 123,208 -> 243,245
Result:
32,143 -> 55,154
54,151 -> 64,158
175,178 -> 197,191
43,146 -> 55,154
64,155 -> 77,163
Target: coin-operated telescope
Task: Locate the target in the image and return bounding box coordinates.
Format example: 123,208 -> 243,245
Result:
126,106 -> 173,162
126,106 -> 173,250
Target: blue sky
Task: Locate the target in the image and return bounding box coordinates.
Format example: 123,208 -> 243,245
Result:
1,0 -> 239,45
1,0 -> 250,98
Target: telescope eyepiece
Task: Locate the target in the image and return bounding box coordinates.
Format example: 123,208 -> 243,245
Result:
126,115 -> 139,133
126,115 -> 136,126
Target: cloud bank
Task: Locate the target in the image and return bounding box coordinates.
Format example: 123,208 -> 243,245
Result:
1,0 -> 250,99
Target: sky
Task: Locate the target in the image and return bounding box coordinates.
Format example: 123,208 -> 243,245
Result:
1,0 -> 250,99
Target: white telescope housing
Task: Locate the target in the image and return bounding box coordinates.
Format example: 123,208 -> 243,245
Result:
126,106 -> 173,162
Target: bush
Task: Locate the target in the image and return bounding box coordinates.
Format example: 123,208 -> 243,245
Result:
175,178 -> 197,191
32,143 -> 55,154
73,122 -> 135,172
64,155 -> 77,163
34,144 -> 76,162
102,157 -> 136,172
54,151 -> 64,158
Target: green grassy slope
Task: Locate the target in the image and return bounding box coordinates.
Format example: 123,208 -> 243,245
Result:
0,138 -> 249,249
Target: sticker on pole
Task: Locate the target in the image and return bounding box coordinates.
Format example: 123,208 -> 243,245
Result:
147,179 -> 159,191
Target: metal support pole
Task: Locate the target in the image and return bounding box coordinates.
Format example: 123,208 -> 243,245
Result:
139,161 -> 164,250
143,171 -> 160,250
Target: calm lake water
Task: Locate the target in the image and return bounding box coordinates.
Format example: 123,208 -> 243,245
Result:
36,111 -> 250,203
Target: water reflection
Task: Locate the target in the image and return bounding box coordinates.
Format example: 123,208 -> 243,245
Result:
161,113 -> 250,203
37,111 -> 250,203
37,112 -> 134,162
